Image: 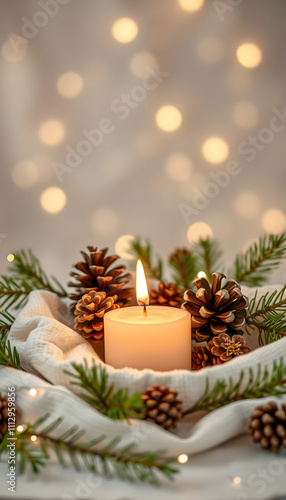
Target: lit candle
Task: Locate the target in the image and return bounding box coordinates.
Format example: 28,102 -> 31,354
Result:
104,260 -> 191,371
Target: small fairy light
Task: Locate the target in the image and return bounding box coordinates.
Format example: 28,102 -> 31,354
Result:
7,254 -> 14,262
29,388 -> 37,397
197,271 -> 207,279
232,476 -> 241,486
30,435 -> 37,442
177,453 -> 189,464
16,425 -> 24,433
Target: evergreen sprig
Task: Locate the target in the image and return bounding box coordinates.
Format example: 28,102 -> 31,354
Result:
0,276 -> 33,310
246,286 -> 286,345
169,249 -> 197,289
9,249 -> 67,299
0,338 -> 22,369
128,238 -> 163,281
0,310 -> 15,338
233,233 -> 286,287
65,362 -> 145,420
193,237 -> 223,281
183,358 -> 286,416
0,414 -> 177,484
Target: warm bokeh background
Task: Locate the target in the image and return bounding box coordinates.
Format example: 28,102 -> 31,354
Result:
1,0 -> 286,285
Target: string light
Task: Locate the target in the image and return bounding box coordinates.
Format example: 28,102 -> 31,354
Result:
39,120 -> 65,146
30,435 -> 37,442
202,136 -> 229,164
197,271 -> 207,278
178,0 -> 204,12
177,454 -> 189,464
7,254 -> 15,262
187,222 -> 213,244
262,209 -> 286,233
156,106 -> 182,132
29,388 -> 37,397
16,425 -> 24,433
236,43 -> 262,68
112,18 -> 138,43
232,476 -> 241,486
40,187 -> 67,214
57,72 -> 83,98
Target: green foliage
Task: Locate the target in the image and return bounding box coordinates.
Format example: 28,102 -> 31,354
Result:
233,233 -> 286,287
0,310 -> 15,338
183,358 -> 286,416
0,338 -> 22,369
9,249 -> 67,299
65,362 -> 145,420
0,414 -> 177,484
193,237 -> 223,281
128,238 -> 163,281
169,249 -> 197,289
246,286 -> 286,345
0,276 -> 33,310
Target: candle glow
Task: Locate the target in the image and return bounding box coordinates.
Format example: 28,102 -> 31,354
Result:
136,259 -> 149,307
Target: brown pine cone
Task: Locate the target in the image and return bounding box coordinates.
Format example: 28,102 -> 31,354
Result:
183,272 -> 249,342
141,385 -> 182,431
210,333 -> 251,364
192,345 -> 213,370
150,282 -> 183,308
74,290 -> 119,342
68,246 -> 134,311
0,394 -> 9,437
249,402 -> 286,452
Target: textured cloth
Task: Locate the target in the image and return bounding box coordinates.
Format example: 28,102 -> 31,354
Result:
1,286 -> 286,457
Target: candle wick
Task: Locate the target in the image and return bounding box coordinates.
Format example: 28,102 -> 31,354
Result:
143,304 -> 147,318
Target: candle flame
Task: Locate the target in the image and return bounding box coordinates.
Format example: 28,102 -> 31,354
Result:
136,259 -> 149,307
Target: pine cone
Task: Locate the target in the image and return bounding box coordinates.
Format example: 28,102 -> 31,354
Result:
150,282 -> 183,308
141,385 -> 182,431
210,333 -> 251,364
74,290 -> 119,342
68,246 -> 134,311
249,402 -> 286,452
192,345 -> 213,370
0,394 -> 9,437
183,272 -> 249,342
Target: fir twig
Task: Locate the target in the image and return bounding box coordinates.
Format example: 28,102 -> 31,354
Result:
0,310 -> 15,338
169,249 -> 197,289
128,239 -> 163,281
65,362 -> 145,420
0,338 -> 22,369
182,358 -> 286,416
246,286 -> 286,345
9,249 -> 67,299
0,415 -> 177,484
193,237 -> 223,281
0,276 -> 33,310
233,233 -> 286,286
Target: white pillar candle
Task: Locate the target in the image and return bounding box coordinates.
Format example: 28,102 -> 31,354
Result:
104,306 -> 191,371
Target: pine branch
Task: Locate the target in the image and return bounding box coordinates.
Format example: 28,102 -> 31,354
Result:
169,249 -> 197,289
0,415 -> 178,484
9,249 -> 67,299
233,233 -> 286,286
128,238 -> 163,281
246,286 -> 286,345
65,362 -> 145,420
0,276 -> 33,310
182,358 -> 286,416
0,310 -> 15,338
0,338 -> 22,369
193,237 -> 223,281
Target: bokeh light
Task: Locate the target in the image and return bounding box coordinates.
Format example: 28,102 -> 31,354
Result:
115,235 -> 135,260
234,192 -> 261,219
16,425 -> 24,433
187,222 -> 213,243
165,154 -> 192,182
197,271 -> 207,278
232,101 -> 259,129
12,161 -> 39,189
178,0 -> 204,12
130,51 -> 157,77
29,388 -> 37,397
112,18 -> 138,43
57,72 -> 83,98
39,120 -> 65,146
156,106 -> 182,132
232,476 -> 241,486
262,209 -> 286,233
202,137 -> 229,164
197,38 -> 224,64
90,208 -> 118,237
7,254 -> 14,262
236,43 -> 262,68
177,453 -> 189,463
2,38 -> 27,62
40,187 -> 67,214
30,435 -> 37,442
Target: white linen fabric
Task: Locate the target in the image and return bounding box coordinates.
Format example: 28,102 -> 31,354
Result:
1,286 -> 286,458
